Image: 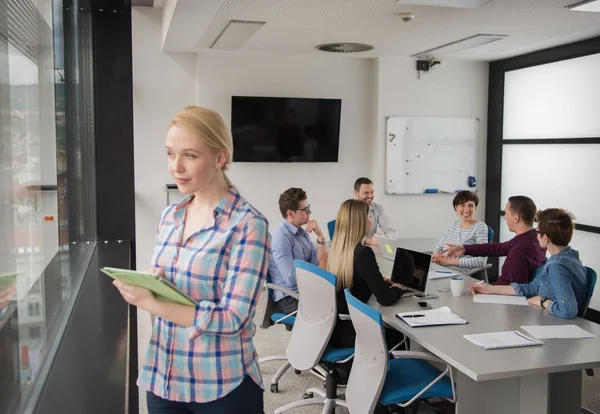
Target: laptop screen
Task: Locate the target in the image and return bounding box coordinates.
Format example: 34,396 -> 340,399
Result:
390,248 -> 431,292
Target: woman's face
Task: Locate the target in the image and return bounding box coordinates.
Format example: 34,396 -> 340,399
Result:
166,125 -> 225,194
456,201 -> 477,222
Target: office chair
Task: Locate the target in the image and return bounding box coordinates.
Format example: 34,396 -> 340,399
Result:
580,266 -> 597,414
258,273 -> 299,393
274,260 -> 354,414
487,226 -> 494,242
343,289 -> 455,414
327,220 -> 336,240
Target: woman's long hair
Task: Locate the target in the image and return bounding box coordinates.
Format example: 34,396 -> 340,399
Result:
327,199 -> 370,290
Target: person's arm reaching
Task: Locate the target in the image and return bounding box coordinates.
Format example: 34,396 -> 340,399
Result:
355,247 -> 401,306
463,237 -> 515,258
509,270 -> 542,298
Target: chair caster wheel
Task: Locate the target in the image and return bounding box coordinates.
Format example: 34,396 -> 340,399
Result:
270,383 -> 278,393
302,392 -> 313,399
294,369 -> 301,375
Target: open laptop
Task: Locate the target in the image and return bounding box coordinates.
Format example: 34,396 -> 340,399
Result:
390,247 -> 432,297
375,235 -> 397,261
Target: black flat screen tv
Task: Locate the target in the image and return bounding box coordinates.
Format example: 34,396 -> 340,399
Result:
230,96 -> 341,162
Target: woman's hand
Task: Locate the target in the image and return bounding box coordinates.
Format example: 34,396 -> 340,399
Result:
527,296 -> 542,307
389,282 -> 405,290
470,282 -> 492,295
113,280 -> 156,310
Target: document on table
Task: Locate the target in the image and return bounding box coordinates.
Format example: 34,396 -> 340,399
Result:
464,331 -> 543,350
473,294 -> 529,306
520,325 -> 596,339
428,270 -> 460,280
396,306 -> 468,327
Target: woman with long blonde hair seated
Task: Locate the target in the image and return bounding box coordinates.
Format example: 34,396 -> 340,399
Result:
327,199 -> 404,348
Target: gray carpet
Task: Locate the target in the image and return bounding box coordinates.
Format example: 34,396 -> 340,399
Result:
138,291 -> 600,413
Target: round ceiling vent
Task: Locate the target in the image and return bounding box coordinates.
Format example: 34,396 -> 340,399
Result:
316,43 -> 374,53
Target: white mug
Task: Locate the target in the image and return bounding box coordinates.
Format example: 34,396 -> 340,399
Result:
450,277 -> 465,297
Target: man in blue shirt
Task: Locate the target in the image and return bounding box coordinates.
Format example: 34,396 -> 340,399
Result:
268,188 -> 328,314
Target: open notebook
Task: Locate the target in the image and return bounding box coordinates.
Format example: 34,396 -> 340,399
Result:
464,331 -> 543,350
396,306 -> 468,327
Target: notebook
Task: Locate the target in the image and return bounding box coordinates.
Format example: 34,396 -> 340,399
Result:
101,267 -> 196,306
463,331 -> 543,350
396,306 -> 468,327
473,294 -> 529,306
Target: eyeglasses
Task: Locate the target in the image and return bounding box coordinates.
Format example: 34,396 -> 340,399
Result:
534,228 -> 541,234
296,205 -> 311,213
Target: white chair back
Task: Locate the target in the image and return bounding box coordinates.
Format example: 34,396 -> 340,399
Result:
285,260 -> 337,371
344,289 -> 388,414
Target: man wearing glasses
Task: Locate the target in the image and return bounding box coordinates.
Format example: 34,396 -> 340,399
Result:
268,188 -> 328,313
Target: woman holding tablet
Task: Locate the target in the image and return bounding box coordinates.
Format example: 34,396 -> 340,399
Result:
113,106 -> 269,413
470,209 -> 588,319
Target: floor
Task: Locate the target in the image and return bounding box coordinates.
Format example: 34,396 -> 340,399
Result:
137,291 -> 600,414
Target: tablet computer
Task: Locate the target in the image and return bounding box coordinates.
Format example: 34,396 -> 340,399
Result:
101,267 -> 195,306
0,272 -> 19,290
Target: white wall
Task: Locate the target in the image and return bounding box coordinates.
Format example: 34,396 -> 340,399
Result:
132,7 -> 489,268
132,8 -> 198,269
195,51 -> 377,238
373,58 -> 489,239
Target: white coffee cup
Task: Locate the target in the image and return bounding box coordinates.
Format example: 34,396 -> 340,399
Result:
450,277 -> 465,297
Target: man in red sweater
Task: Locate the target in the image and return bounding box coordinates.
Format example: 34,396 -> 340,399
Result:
444,196 -> 546,285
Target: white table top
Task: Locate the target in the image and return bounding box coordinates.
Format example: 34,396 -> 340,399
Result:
393,237 -> 439,254
369,255 -> 600,382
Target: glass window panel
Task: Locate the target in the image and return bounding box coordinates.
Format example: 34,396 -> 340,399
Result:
503,53 -> 600,139
500,144 -> 600,227
570,231 -> 600,311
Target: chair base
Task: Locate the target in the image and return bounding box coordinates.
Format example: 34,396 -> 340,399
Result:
274,396 -> 347,414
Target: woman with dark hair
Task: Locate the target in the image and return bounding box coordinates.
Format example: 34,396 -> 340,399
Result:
432,191 -> 488,269
470,208 -> 588,319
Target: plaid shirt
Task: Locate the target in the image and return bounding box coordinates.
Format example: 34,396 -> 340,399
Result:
138,187 -> 269,403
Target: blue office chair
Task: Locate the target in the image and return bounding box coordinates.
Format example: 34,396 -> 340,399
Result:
343,289 -> 455,414
258,272 -> 299,393
274,260 -> 354,414
327,220 -> 336,240
487,226 -> 494,243
580,267 -> 598,414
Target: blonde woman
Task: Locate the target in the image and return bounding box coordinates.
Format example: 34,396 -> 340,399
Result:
113,106 -> 269,413
327,199 -> 404,348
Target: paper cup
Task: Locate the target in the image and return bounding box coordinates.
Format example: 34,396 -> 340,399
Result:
450,277 -> 465,297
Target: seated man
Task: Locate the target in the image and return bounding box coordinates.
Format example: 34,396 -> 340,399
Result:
444,195 -> 546,285
353,177 -> 396,246
268,188 -> 328,314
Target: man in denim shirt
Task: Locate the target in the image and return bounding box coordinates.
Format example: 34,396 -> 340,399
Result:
268,188 -> 328,314
470,208 -> 589,319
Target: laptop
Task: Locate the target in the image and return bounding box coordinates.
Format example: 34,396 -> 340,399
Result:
390,247 -> 432,297
375,235 -> 397,261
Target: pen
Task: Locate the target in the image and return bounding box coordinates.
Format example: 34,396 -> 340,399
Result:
475,280 -> 484,285
403,314 -> 425,318
435,270 -> 452,274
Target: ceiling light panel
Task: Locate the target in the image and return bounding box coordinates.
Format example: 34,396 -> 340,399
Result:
566,0 -> 600,12
209,20 -> 266,50
412,34 -> 508,59
395,0 -> 493,9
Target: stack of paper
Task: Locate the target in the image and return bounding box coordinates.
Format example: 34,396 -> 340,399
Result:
521,325 -> 596,339
473,294 -> 529,306
396,306 -> 467,327
464,331 -> 543,350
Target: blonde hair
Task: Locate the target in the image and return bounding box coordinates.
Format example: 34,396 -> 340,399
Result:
327,199 -> 370,290
168,106 -> 234,187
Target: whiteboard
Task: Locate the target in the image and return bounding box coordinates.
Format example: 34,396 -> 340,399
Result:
385,117 -> 479,195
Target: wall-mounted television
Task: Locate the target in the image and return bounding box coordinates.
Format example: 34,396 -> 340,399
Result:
230,96 -> 341,162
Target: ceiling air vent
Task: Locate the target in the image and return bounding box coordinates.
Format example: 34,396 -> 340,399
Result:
316,43 -> 374,53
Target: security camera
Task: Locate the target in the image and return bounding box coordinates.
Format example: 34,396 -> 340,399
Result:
429,60 -> 442,69
398,13 -> 415,23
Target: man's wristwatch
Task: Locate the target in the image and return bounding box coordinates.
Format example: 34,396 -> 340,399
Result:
540,297 -> 549,309
316,237 -> 326,245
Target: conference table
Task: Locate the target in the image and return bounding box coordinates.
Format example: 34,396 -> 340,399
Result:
371,251 -> 600,414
